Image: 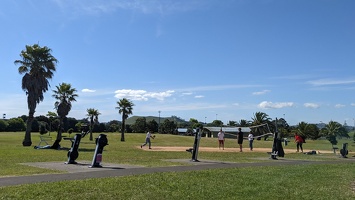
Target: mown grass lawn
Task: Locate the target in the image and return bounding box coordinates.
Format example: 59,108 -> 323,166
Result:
0,131 -> 354,199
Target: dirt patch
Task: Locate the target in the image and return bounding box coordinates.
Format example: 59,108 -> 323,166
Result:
139,146 -> 335,154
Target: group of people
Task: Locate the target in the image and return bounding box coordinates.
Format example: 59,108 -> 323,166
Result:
142,128 -> 305,153
218,128 -> 254,152
217,128 -> 305,153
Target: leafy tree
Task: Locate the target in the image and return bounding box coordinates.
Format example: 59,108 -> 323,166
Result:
115,98 -> 134,141
15,44 -> 57,146
0,120 -> 8,131
38,121 -> 48,134
132,117 -> 147,133
189,118 -> 198,124
125,124 -> 133,133
211,120 -> 223,127
178,122 -> 190,128
51,118 -> 60,133
189,118 -> 200,129
66,117 -> 79,132
7,118 -> 26,132
306,124 -> 321,140
51,83 -> 78,148
19,115 -> 28,124
46,111 -> 58,133
160,119 -> 176,134
97,123 -> 106,133
272,118 -> 290,138
30,118 -> 39,132
106,120 -> 121,132
86,108 -> 100,141
147,119 -> 158,133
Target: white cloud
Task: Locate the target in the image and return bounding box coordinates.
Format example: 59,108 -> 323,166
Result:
82,88 -> 96,93
181,92 -> 193,96
351,103 -> 355,106
258,101 -> 294,109
307,78 -> 355,86
252,90 -> 270,95
335,104 -> 345,108
114,89 -> 174,101
194,95 -> 204,98
304,103 -> 320,109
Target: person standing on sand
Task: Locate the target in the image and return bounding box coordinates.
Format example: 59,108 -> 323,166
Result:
248,131 -> 254,151
141,130 -> 155,149
294,133 -> 304,153
237,128 -> 244,152
217,128 -> 225,150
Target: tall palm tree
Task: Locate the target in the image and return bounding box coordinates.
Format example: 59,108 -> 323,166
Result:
115,98 -> 134,142
14,44 -> 57,146
87,108 -> 100,141
51,83 -> 78,149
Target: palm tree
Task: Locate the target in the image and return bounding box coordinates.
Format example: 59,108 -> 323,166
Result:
296,121 -> 309,137
115,98 -> 134,142
322,121 -> 342,146
236,119 -> 251,127
14,44 -> 57,146
251,112 -> 272,138
51,83 -> 78,149
87,108 -> 100,141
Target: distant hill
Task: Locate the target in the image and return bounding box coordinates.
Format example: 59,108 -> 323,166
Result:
125,116 -> 188,125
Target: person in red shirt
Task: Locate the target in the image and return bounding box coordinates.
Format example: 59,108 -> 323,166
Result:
294,133 -> 304,153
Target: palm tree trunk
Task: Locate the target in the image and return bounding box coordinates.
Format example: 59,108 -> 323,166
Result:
51,117 -> 63,149
89,116 -> 93,141
23,114 -> 33,146
121,119 -> 125,142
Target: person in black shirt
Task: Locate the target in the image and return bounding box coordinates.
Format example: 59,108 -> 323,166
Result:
237,128 -> 244,152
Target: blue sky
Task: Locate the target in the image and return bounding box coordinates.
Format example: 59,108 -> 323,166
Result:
0,0 -> 354,126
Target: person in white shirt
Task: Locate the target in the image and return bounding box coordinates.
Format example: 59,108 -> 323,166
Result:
141,130 -> 155,149
248,131 -> 254,151
217,129 -> 225,150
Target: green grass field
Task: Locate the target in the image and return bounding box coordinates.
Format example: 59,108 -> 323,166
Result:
0,132 -> 354,199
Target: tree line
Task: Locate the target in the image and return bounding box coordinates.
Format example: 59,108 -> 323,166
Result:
2,111 -> 353,146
